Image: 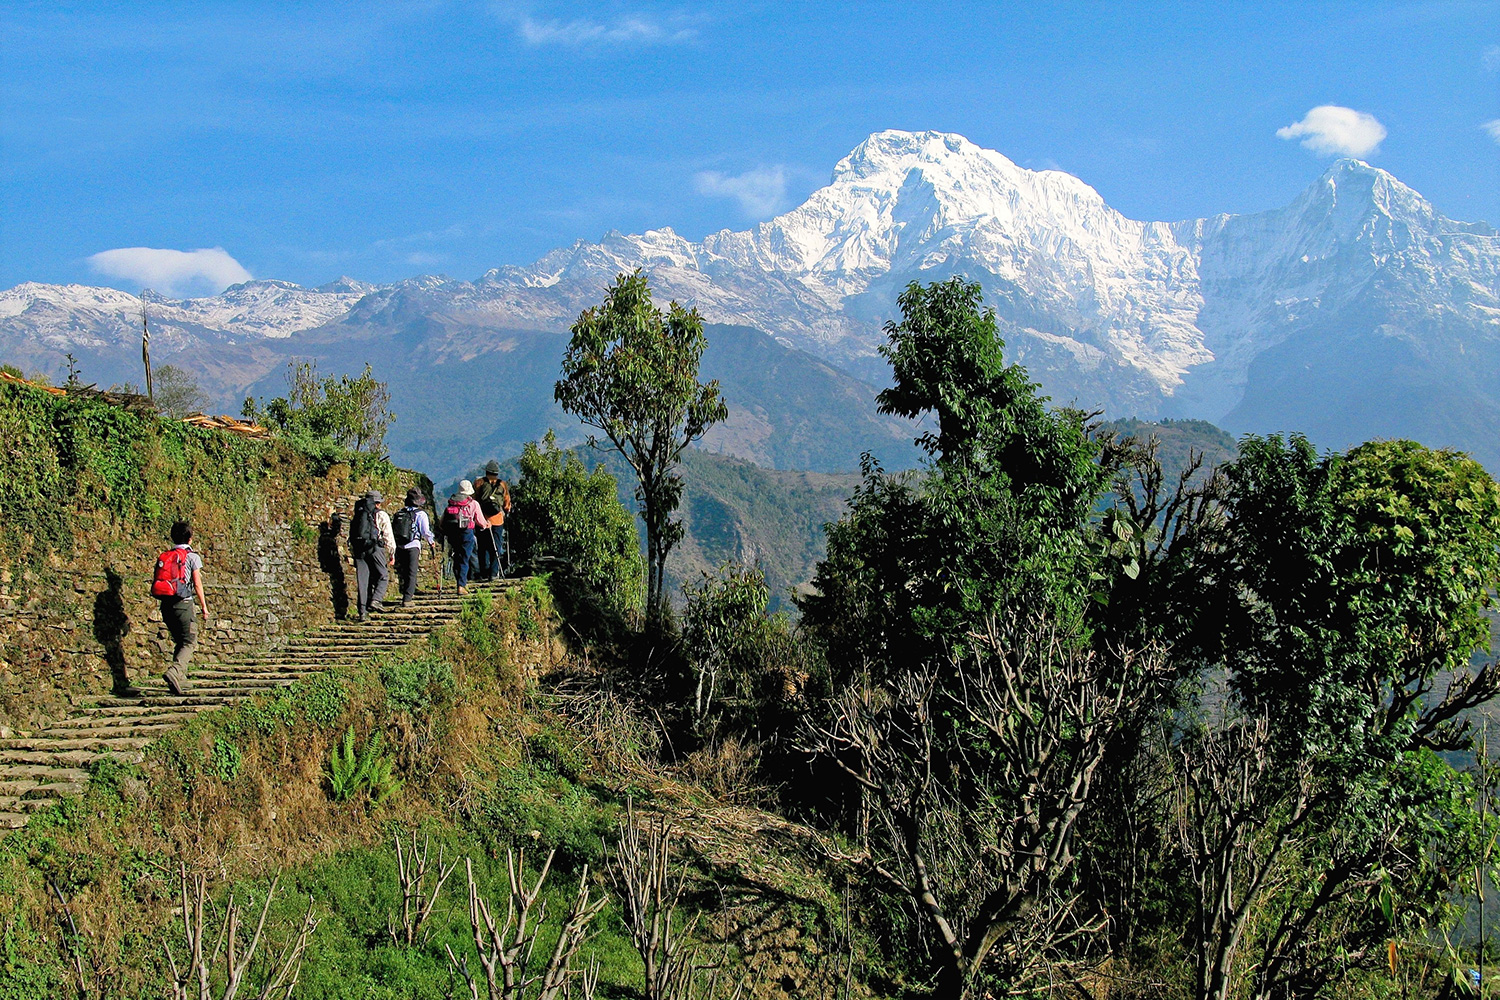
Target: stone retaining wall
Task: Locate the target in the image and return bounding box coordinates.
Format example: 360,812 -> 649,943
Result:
0,469 -> 415,731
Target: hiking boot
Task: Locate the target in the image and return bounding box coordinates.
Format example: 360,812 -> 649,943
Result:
114,684 -> 144,699
163,665 -> 187,696
456,585 -> 468,596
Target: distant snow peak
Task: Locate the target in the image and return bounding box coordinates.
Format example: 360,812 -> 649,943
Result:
2,128 -> 1494,433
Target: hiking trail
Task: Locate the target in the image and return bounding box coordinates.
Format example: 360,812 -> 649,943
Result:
0,582 -> 516,830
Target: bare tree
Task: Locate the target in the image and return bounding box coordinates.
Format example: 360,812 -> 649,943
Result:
445,850 -> 606,1000
609,803 -> 698,1000
808,615 -> 1170,999
1175,719 -> 1313,1000
387,827 -> 459,947
163,862 -> 320,1000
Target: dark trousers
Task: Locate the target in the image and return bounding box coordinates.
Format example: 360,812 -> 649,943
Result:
354,545 -> 389,614
476,525 -> 503,579
396,546 -> 421,603
450,530 -> 476,588
161,598 -> 198,669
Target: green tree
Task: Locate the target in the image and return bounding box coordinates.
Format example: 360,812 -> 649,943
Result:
801,278 -> 1147,998
1169,435 -> 1500,1000
246,361 -> 393,456
151,364 -> 209,418
681,564 -> 802,740
554,270 -> 727,622
510,430 -> 644,621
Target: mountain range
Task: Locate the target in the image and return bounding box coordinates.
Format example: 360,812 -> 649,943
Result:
3,128 -> 1498,475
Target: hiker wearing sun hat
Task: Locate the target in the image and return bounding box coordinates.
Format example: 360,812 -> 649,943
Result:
441,479 -> 489,595
473,459 -> 512,581
392,486 -> 438,607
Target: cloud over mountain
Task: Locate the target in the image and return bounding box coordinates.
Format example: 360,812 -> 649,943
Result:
86,246 -> 251,298
1276,105 -> 1386,157
693,166 -> 789,218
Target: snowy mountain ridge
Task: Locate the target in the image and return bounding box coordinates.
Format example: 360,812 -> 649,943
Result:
3,129 -> 1499,466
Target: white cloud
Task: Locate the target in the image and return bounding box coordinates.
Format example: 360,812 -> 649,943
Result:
87,246 -> 252,298
1276,105 -> 1387,158
516,14 -> 694,47
1484,45 -> 1500,73
693,166 -> 788,218
1484,120 -> 1500,144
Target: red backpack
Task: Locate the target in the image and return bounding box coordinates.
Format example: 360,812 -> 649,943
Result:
151,548 -> 193,599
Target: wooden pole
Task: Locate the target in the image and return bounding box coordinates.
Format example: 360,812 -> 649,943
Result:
141,294 -> 154,402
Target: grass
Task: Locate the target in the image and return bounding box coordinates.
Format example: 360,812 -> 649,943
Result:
0,584 -> 849,1000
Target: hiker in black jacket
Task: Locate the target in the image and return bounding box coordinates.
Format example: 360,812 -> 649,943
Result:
393,487 -> 437,607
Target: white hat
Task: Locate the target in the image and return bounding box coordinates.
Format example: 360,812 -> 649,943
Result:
458,480 -> 474,496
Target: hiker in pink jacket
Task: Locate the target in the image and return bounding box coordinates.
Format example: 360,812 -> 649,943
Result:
440,480 -> 489,594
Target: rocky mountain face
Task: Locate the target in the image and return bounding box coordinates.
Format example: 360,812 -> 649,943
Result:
3,129 -> 1498,471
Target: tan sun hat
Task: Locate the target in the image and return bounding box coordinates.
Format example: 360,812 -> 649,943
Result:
458,480 -> 474,496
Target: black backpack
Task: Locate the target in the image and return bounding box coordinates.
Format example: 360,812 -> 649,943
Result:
393,506 -> 417,546
349,498 -> 377,553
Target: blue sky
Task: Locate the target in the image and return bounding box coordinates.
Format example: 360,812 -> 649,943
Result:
3,1 -> 1498,296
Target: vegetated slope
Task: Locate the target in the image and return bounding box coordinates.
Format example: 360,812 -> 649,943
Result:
0,588 -> 854,999
547,446 -> 860,611
1098,416 -> 1239,481
592,419 -> 1231,611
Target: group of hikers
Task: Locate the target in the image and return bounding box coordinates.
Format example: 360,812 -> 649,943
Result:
343,460 -> 513,620
146,460 -> 514,695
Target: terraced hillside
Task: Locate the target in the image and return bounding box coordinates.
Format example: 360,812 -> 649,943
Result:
0,582 -> 515,829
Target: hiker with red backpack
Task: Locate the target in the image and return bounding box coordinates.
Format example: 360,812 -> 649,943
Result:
151,521 -> 209,696
441,480 -> 489,596
349,489 -> 397,622
393,487 -> 437,607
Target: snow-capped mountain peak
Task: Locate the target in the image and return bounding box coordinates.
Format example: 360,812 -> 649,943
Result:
3,128 -> 1499,468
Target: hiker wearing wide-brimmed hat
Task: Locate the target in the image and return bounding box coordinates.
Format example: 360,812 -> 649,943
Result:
393,486 -> 438,607
441,479 -> 489,595
473,459 -> 512,581
349,488 -> 397,621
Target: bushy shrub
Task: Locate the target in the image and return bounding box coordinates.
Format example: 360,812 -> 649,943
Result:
294,672 -> 351,728
511,431 -> 644,620
379,654 -> 455,716
681,564 -> 803,741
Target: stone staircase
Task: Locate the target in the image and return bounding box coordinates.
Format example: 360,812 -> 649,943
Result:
0,582 -> 516,830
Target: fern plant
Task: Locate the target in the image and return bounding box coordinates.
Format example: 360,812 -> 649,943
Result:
327,725 -> 401,805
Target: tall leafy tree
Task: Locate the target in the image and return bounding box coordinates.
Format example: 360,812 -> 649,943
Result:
510,430 -> 644,620
1169,435 -> 1500,1000
802,277 -> 1145,998
554,270 -> 727,621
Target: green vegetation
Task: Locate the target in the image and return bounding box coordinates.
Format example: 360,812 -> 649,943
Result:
243,360 -> 395,460
0,379 -> 396,582
556,269 -> 728,620
5,276 -> 1498,1000
327,725 -> 400,804
510,430 -> 644,623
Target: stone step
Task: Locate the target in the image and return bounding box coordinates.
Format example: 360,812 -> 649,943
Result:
79,704 -> 219,720
0,794 -> 67,813
0,749 -> 142,767
1,735 -> 154,752
0,777 -> 87,798
43,722 -> 183,740
0,813 -> 29,829
55,712 -> 195,731
0,765 -> 89,782
89,694 -> 233,710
